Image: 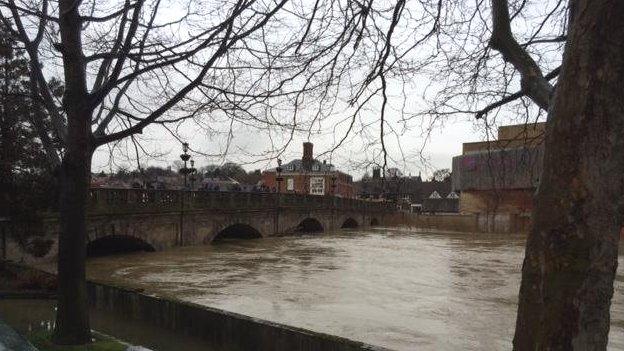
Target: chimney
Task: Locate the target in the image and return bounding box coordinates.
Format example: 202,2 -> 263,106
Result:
302,142 -> 313,171
372,168 -> 381,179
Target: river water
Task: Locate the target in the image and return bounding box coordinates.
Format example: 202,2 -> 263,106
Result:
84,228 -> 624,350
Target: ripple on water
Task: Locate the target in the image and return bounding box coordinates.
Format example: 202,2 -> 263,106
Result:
86,228 -> 624,351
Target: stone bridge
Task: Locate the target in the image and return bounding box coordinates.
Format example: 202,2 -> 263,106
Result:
50,189 -> 394,256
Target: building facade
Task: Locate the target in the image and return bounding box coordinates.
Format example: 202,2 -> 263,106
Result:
451,122 -> 545,215
355,168 -> 458,213
261,142 -> 355,198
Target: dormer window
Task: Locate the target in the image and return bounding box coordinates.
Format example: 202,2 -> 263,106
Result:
429,191 -> 442,199
312,164 -> 320,171
446,191 -> 459,199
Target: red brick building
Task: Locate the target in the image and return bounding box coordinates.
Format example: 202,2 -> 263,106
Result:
261,142 -> 355,198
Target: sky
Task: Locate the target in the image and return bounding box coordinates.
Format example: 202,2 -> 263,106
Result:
91,90 -> 488,180
19,0 -> 558,181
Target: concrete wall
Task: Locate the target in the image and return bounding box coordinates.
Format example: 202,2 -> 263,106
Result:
383,212 -> 530,234
459,189 -> 534,215
87,282 -> 390,351
461,123 -> 545,155
498,123 -> 545,141
452,147 -> 543,192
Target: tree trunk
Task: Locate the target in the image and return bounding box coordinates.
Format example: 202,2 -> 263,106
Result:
53,130 -> 93,344
514,1 -> 624,349
53,0 -> 93,343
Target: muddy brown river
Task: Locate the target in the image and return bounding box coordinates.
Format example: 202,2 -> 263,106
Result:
84,228 -> 624,350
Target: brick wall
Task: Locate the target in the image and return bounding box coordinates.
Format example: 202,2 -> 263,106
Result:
261,171 -> 355,198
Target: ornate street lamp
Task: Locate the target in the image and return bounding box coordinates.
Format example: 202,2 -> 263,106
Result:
276,159 -> 283,192
179,142 -> 191,189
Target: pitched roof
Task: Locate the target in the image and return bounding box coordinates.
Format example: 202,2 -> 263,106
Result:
272,159 -> 335,173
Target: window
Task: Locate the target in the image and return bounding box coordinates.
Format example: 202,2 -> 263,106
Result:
287,178 -> 294,191
312,164 -> 320,171
310,177 -> 325,195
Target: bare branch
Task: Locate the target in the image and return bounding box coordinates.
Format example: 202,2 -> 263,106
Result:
489,0 -> 553,110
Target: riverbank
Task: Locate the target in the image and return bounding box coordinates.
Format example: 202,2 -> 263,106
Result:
0,263 -> 132,351
1,260 -> 388,351
87,281 -> 389,351
0,261 -> 56,298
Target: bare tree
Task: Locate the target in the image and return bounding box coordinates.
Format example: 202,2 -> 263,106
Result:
0,0 -> 436,345
430,168 -> 450,182
501,1 -> 623,348
2,0 -> 622,348
415,0 -> 623,348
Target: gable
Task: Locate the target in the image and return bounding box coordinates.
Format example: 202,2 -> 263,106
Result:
446,191 -> 459,199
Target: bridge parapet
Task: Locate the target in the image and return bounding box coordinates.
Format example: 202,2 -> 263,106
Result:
87,188 -> 395,214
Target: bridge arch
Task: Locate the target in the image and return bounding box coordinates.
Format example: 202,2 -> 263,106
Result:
370,217 -> 380,226
296,218 -> 324,233
341,217 -> 359,229
212,223 -> 263,243
87,235 -> 155,257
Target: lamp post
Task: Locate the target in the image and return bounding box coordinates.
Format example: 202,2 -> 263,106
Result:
189,159 -> 197,190
276,159 -> 283,192
275,159 -> 283,234
179,142 -> 191,189
178,142 -> 192,246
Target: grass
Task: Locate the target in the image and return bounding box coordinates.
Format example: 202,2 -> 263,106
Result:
27,330 -> 127,351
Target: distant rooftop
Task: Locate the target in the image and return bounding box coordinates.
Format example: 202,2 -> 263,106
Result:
277,159 -> 335,173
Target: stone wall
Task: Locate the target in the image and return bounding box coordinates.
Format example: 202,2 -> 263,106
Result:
87,282 -> 390,351
383,212 -> 530,234
5,190 -> 389,263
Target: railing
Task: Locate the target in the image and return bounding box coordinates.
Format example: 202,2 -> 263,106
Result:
87,188 -> 396,214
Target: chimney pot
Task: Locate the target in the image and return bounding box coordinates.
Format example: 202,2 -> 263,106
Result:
372,168 -> 381,179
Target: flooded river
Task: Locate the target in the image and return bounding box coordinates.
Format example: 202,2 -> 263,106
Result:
84,228 -> 624,350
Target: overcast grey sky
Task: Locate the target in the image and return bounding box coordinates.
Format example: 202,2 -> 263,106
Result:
72,0 -> 559,180
91,95 -> 513,180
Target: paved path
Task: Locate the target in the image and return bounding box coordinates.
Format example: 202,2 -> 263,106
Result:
0,318 -> 37,351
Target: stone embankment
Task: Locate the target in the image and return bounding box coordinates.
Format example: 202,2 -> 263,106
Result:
88,281 -> 390,351
384,212 -> 531,234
